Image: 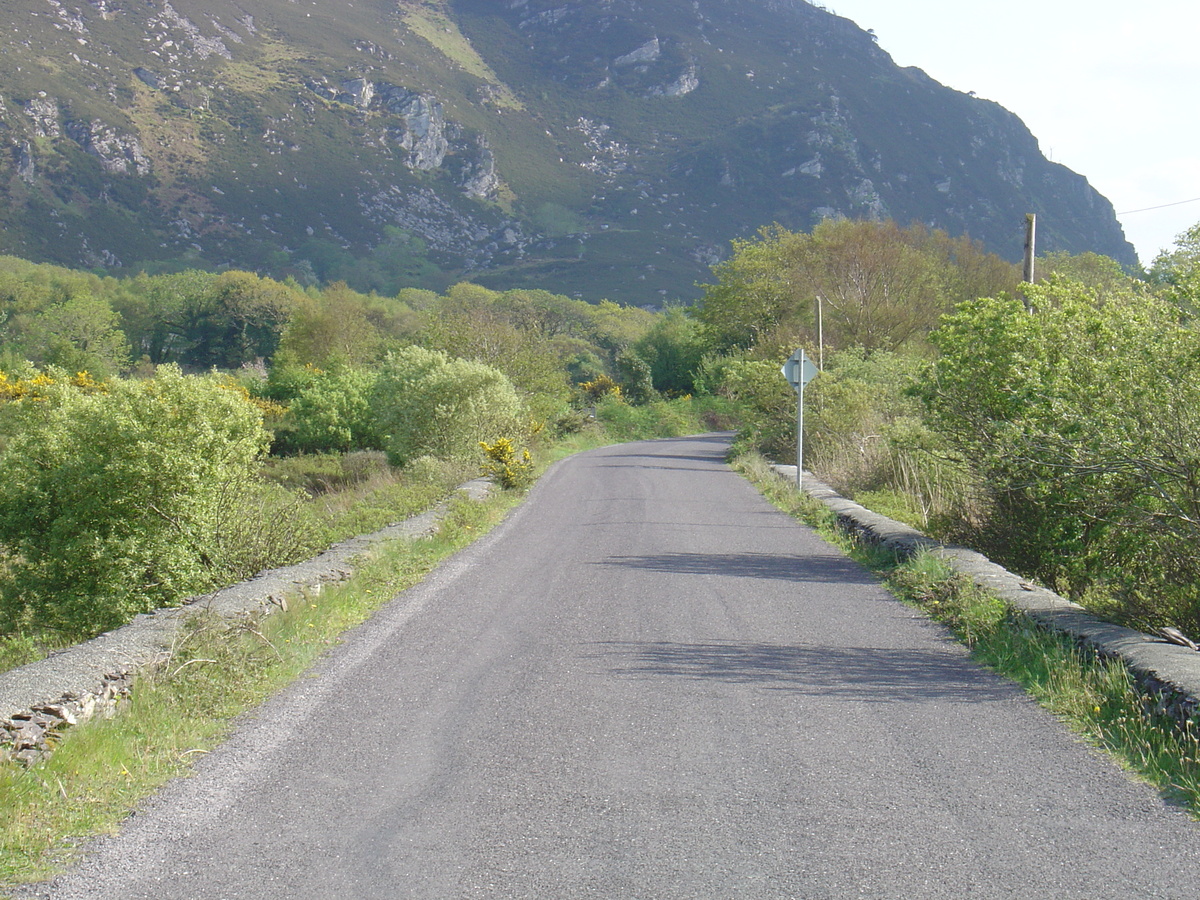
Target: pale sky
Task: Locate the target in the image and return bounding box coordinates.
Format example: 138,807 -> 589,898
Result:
822,0 -> 1199,267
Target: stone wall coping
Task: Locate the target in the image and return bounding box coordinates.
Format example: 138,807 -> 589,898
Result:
774,465 -> 1200,719
0,479 -> 493,731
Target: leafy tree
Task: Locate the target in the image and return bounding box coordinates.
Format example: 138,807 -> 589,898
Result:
178,271 -> 301,369
613,349 -> 656,404
633,306 -> 705,396
109,269 -> 302,370
1149,221 -> 1200,317
797,219 -> 951,351
277,282 -> 385,370
581,299 -> 657,353
694,228 -> 799,353
1037,251 -> 1140,300
24,295 -> 130,377
563,345 -> 607,386
283,366 -> 383,455
419,283 -> 573,419
695,220 -> 1018,356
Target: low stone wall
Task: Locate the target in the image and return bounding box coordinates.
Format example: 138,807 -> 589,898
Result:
775,466 -> 1200,727
0,479 -> 493,765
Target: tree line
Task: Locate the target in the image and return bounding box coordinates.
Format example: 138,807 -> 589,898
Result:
4,214 -> 1200,643
691,217 -> 1200,637
0,263 -> 708,642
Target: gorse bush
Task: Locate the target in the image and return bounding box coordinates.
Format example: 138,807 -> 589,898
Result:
480,437 -> 535,490
0,365 -> 271,637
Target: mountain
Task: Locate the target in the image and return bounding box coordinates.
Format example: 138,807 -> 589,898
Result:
0,0 -> 1135,302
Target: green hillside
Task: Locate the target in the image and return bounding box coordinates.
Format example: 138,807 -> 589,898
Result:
0,0 -> 1135,302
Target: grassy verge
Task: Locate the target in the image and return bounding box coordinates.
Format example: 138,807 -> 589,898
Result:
735,452 -> 1200,817
0,491 -> 519,891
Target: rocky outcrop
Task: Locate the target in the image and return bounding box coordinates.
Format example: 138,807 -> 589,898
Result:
65,119 -> 151,176
384,90 -> 450,171
16,141 -> 35,182
614,37 -> 662,67
459,136 -> 500,199
359,184 -> 524,266
648,60 -> 699,97
153,1 -> 233,61
314,79 -> 457,173
0,0 -> 1136,301
20,95 -> 60,138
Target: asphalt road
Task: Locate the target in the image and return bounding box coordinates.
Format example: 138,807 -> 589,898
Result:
25,435 -> 1200,899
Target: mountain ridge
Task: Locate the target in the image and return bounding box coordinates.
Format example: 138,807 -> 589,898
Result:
0,0 -> 1135,301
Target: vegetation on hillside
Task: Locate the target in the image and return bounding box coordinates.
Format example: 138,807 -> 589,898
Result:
0,0 -> 1133,303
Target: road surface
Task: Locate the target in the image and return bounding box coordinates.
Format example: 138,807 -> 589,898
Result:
24,435 -> 1200,899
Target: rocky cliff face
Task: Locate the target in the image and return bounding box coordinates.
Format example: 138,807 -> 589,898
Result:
0,0 -> 1134,301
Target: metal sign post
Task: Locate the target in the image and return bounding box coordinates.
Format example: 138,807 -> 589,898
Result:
781,349 -> 819,488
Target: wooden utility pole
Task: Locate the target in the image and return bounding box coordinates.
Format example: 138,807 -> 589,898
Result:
1021,213 -> 1037,312
1022,213 -> 1037,282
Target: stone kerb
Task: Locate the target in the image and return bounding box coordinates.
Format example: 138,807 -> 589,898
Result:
0,479 -> 494,765
773,465 -> 1200,726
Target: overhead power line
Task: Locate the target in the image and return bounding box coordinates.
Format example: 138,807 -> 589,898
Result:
1117,197 -> 1200,215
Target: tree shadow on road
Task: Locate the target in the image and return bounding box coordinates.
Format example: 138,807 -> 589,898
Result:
595,551 -> 878,585
590,640 -> 1012,702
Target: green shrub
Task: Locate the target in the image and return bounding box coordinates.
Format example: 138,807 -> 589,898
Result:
920,279 -> 1200,631
633,306 -> 705,396
592,395 -> 715,442
613,349 -> 657,404
206,482 -> 329,585
280,366 -> 383,455
705,353 -> 795,460
371,346 -> 525,467
0,365 -> 270,637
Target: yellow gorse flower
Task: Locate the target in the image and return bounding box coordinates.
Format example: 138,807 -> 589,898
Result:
0,369 -> 107,403
480,436 -> 535,489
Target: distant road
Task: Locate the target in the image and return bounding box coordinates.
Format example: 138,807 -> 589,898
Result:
25,435 -> 1200,899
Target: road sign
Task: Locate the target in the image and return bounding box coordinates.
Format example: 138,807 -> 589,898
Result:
781,349 -> 819,392
781,349 -> 818,487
